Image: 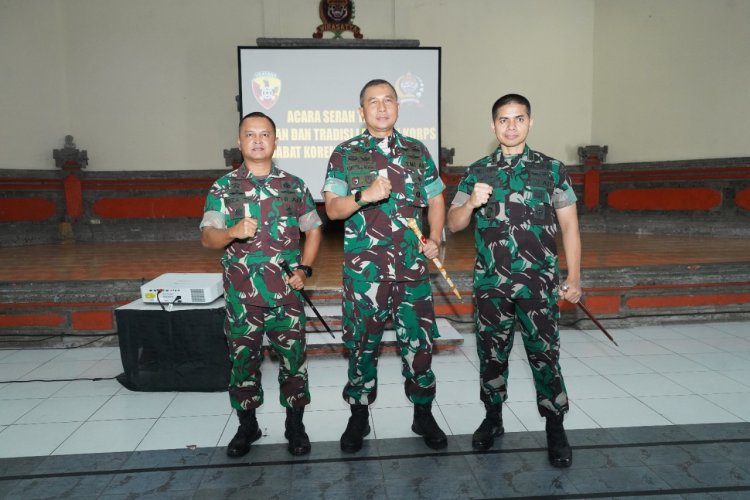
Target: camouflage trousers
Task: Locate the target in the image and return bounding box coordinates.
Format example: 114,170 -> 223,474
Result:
342,277 -> 439,406
475,293 -> 568,418
224,297 -> 310,411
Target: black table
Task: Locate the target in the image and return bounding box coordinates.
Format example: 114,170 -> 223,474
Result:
115,298 -> 230,391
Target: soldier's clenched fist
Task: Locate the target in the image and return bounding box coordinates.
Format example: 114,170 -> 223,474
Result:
468,182 -> 493,209
229,217 -> 258,240
363,175 -> 392,203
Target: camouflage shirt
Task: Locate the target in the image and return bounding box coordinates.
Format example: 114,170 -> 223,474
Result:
323,129 -> 445,282
451,145 -> 577,299
201,163 -> 322,307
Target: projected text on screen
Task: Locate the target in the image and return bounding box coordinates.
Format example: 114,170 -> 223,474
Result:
238,47 -> 441,200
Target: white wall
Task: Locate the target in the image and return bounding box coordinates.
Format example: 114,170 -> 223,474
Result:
0,0 -> 748,171
592,0 -> 750,162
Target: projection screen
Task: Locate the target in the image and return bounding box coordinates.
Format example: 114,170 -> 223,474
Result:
238,47 -> 441,200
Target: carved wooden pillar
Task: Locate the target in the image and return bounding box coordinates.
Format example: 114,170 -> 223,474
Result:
578,145 -> 608,210
53,135 -> 88,240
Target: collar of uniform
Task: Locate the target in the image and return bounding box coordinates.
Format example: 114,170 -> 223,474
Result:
361,129 -> 402,152
493,144 -> 532,165
238,162 -> 283,182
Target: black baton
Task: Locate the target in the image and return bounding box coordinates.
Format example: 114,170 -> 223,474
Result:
279,259 -> 335,338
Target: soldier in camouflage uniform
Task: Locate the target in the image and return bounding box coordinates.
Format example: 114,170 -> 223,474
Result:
323,79 -> 448,452
447,94 -> 582,467
201,112 -> 322,457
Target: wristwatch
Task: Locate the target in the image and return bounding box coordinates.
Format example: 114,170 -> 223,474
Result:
354,190 -> 367,207
296,264 -> 313,278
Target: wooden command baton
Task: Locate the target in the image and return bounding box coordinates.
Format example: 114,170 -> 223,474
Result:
405,218 -> 461,300
561,284 -> 618,346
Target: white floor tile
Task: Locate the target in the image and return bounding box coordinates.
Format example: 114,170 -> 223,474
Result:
80,359 -> 124,378
52,379 -> 124,398
161,391 -> 231,418
371,382 -> 412,408
305,385 -> 350,411
561,342 -> 620,358
703,392 -> 750,421
308,364 -> 347,388
560,401 -> 600,430
0,380 -> 69,399
629,354 -> 707,374
628,325 -> 685,340
559,329 -> 602,343
507,359 -> 534,379
21,360 -> 99,381
303,408 -> 351,442
663,370 -> 750,394
722,369 -> 750,388
90,392 -> 177,420
640,395 -> 743,425
2,319 -> 750,459
53,419 -> 156,455
709,337 -> 750,353
558,357 -> 598,376
435,380 -> 478,405
608,373 -> 693,397
506,376 -> 539,402
54,347 -> 117,362
610,339 -> 673,356
437,401 -> 486,435
711,321 -> 750,337
0,363 -> 40,383
581,355 -> 653,375
650,338 -> 722,354
564,375 -> 630,399
0,398 -> 44,425
575,397 -> 672,427
432,360 -> 478,382
0,349 -> 20,361
0,422 -> 81,458
16,395 -> 110,424
504,401 -> 547,431
1,349 -> 60,365
371,406 -> 422,439
136,415 -> 230,451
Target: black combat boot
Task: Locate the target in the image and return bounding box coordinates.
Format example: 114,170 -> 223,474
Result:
226,409 -> 262,458
411,404 -> 448,450
471,403 -> 504,451
284,407 -> 311,456
340,405 -> 370,453
546,413 -> 572,468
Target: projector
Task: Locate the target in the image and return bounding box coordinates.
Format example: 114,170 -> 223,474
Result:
140,273 -> 223,304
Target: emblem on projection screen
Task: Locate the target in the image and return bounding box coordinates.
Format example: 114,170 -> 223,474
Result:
313,0 -> 363,39
251,71 -> 281,110
395,72 -> 425,105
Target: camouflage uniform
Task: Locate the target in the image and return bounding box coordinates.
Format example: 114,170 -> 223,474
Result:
452,145 -> 577,418
201,163 -> 322,411
323,130 -> 445,405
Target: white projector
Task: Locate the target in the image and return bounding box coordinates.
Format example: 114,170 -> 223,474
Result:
140,273 -> 223,304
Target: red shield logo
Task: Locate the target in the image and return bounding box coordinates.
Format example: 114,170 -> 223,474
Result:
251,71 -> 281,110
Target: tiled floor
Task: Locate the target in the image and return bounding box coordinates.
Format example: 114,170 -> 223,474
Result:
1,319 -> 749,498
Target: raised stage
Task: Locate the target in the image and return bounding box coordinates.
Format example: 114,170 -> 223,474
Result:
1,226 -> 749,348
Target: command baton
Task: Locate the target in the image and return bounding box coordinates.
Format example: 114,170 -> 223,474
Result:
405,218 -> 462,300
279,259 -> 335,339
561,284 -> 618,346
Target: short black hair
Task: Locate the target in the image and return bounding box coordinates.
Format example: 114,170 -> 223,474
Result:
239,112 -> 276,133
492,94 -> 531,119
359,79 -> 398,106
